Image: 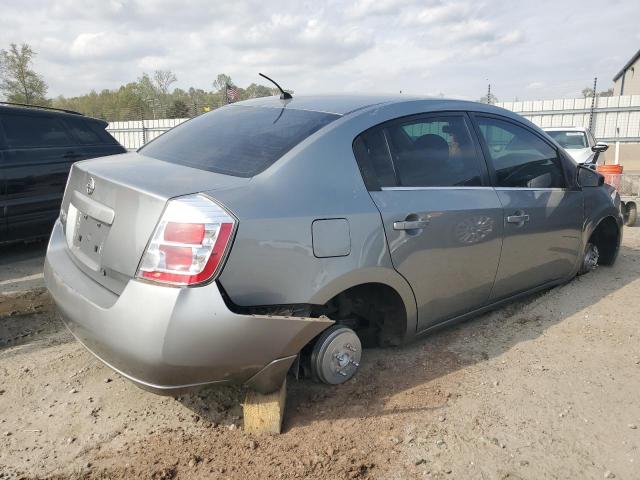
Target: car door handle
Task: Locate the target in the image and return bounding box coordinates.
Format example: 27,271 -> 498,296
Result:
393,219 -> 430,230
506,213 -> 530,224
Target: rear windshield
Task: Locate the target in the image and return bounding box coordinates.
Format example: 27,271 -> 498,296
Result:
139,105 -> 339,177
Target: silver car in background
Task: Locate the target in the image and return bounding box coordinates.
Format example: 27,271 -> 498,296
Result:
45,95 -> 623,395
543,126 -> 609,164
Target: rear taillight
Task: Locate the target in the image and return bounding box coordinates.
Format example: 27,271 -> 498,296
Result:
136,194 -> 236,286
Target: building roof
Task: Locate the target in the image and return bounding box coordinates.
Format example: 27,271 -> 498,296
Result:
613,48 -> 640,81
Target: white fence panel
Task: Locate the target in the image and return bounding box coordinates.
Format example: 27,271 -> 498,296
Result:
495,95 -> 640,142
106,117 -> 189,149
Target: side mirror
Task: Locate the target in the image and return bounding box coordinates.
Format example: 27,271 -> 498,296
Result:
577,165 -> 604,188
592,142 -> 609,153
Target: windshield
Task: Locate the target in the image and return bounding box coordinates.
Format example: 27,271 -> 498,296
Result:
546,130 -> 588,149
139,105 -> 339,177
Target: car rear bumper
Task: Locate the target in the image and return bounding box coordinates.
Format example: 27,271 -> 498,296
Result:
44,220 -> 332,394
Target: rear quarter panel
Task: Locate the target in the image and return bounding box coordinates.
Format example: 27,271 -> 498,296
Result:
214,104 -> 434,335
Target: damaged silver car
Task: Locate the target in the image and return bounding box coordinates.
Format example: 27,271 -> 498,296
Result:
44,94 -> 623,394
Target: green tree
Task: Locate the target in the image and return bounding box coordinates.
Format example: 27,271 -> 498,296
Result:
167,99 -> 190,118
52,72 -> 282,120
212,73 -> 232,94
153,70 -> 177,96
244,83 -> 276,99
0,43 -> 48,104
136,73 -> 161,118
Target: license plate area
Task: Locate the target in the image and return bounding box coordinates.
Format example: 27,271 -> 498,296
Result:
67,203 -> 111,271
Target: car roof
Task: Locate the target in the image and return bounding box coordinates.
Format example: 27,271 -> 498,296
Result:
0,103 -> 107,126
235,94 -> 417,115
234,94 -> 520,118
542,126 -> 588,132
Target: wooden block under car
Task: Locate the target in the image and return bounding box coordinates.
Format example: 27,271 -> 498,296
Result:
242,379 -> 287,434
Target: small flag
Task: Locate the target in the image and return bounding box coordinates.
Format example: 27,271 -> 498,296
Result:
226,83 -> 239,103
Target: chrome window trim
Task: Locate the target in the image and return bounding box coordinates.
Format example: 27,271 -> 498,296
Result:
494,187 -> 571,192
380,186 -> 493,191
379,186 -> 572,192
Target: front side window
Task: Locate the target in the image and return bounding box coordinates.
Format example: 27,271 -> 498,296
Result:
1,114 -> 74,147
476,117 -> 566,189
353,115 -> 482,188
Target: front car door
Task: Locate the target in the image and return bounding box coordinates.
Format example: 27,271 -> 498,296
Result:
471,114 -> 583,300
353,112 -> 504,331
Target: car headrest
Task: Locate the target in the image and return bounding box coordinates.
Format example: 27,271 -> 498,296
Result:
413,133 -> 449,161
414,134 -> 449,155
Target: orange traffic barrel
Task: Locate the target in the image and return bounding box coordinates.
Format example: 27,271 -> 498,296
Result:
596,164 -> 624,174
597,164 -> 623,189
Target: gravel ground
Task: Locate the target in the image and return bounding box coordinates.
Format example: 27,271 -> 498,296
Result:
0,241 -> 46,294
1,228 -> 639,479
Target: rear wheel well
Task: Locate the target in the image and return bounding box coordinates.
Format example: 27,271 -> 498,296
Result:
588,216 -> 620,266
311,283 -> 408,347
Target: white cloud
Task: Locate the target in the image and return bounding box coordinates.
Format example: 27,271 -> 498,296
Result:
401,2 -> 473,26
0,0 -> 636,101
69,32 -> 111,59
346,0 -> 426,19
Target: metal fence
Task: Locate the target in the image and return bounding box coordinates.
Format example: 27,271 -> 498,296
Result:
106,117 -> 189,149
106,95 -> 640,150
495,95 -> 640,142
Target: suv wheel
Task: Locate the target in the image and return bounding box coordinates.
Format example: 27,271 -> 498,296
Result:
579,242 -> 599,275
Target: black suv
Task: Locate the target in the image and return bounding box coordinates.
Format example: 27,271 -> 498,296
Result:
0,103 -> 126,243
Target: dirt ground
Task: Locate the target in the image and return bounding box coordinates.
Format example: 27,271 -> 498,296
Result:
1,228 -> 639,480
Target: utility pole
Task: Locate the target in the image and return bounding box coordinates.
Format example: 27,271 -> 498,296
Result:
487,83 -> 492,104
588,76 -> 597,133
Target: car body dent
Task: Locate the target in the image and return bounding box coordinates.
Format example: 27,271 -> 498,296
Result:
45,220 -> 333,394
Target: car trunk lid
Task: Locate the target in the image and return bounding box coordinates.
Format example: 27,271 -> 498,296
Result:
61,152 -> 249,294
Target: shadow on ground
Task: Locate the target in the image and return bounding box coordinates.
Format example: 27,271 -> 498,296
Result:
182,243 -> 640,431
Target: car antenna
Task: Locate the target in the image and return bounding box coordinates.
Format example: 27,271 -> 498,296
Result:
259,73 -> 292,100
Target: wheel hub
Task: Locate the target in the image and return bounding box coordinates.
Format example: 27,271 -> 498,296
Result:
583,243 -> 599,272
311,327 -> 362,385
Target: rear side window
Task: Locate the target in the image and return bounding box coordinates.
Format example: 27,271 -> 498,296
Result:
353,115 -> 483,188
64,117 -> 103,145
1,114 -> 74,147
476,117 -> 566,189
88,121 -> 120,145
139,105 -> 339,177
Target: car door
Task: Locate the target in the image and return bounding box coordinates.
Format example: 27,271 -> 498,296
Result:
354,113 -> 504,331
0,111 -> 84,241
471,114 -> 583,301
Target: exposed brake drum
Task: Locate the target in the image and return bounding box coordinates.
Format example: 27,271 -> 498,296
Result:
310,326 -> 362,385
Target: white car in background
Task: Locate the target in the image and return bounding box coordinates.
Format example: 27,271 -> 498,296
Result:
543,126 -> 608,164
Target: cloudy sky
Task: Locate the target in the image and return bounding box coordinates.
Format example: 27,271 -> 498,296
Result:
1,0 -> 638,101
